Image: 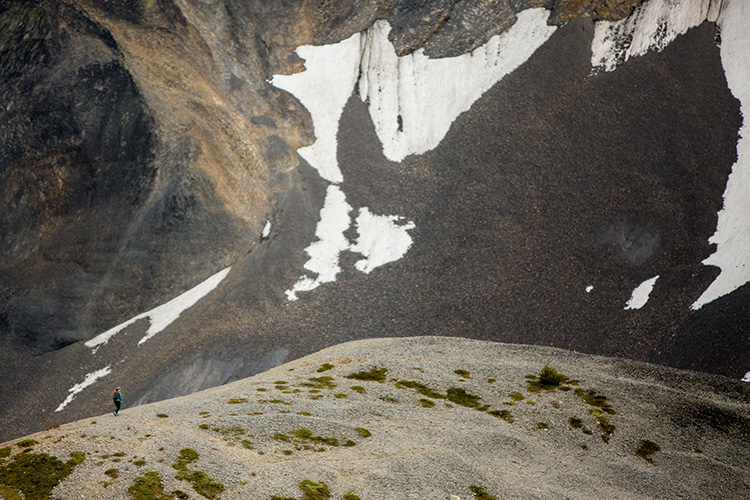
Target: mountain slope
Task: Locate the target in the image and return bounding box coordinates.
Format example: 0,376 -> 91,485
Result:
1,337 -> 748,499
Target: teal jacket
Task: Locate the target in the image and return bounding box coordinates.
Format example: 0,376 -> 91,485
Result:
113,390 -> 123,402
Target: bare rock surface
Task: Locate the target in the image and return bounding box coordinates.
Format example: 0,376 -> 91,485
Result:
1,337 -> 748,499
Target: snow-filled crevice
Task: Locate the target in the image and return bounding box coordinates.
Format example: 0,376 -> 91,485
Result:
273,9 -> 556,301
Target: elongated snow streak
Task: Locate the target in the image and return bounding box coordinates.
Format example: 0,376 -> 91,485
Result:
692,0 -> 750,309
742,372 -> 750,383
55,366 -> 111,412
85,267 -> 231,351
350,208 -> 415,274
286,186 -> 352,301
625,276 -> 660,310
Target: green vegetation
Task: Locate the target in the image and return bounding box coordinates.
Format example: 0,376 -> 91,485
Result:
156,414 -> 169,419
489,410 -> 514,423
301,376 -> 337,390
199,424 -> 210,430
575,389 -> 616,416
527,364 -> 568,392
0,484 -> 22,500
317,363 -> 334,372
487,378 -> 496,383
134,460 -> 147,466
636,440 -> 661,463
300,480 -> 331,500
508,392 -> 524,402
454,369 -> 471,378
17,439 -> 38,448
569,417 -> 583,429
345,366 -> 387,383
0,451 -> 85,499
597,416 -> 615,442
241,440 -> 255,449
0,448 -> 10,459
128,471 -> 168,500
420,398 -> 435,408
343,493 -> 361,500
172,449 -> 224,499
334,393 -> 348,399
394,380 -> 444,399
350,386 -> 366,394
379,396 -> 398,403
113,452 -> 127,457
536,422 -> 549,430
470,484 -> 497,500
227,398 -> 248,404
355,427 -> 371,438
105,468 -> 119,479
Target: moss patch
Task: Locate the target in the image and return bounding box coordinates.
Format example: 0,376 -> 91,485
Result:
636,440 -> 661,463
470,484 -> 497,500
317,363 -> 334,372
454,369 -> 471,378
17,439 -> 38,448
0,451 -> 85,500
227,398 -> 248,404
299,479 -> 331,500
346,366 -> 387,382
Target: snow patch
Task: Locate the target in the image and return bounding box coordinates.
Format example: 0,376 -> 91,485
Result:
55,366 -> 111,412
586,285 -> 594,293
591,0 -> 713,72
350,208 -> 416,274
360,9 -> 557,162
262,220 -> 272,239
625,275 -> 660,310
693,0 -> 750,309
286,185 -> 353,301
85,267 -> 231,351
271,34 -> 362,183
742,371 -> 750,383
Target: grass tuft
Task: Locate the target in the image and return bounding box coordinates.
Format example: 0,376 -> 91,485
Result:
636,439 -> 661,463
345,366 -> 387,383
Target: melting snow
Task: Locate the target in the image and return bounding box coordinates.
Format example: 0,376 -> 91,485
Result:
591,0 -> 713,72
625,275 -> 660,310
692,0 -> 750,309
274,9 -> 554,300
586,285 -> 594,293
85,267 -> 231,351
286,186 -> 353,301
359,9 -> 557,162
262,220 -> 272,239
350,208 -> 416,274
55,365 -> 111,412
742,371 -> 750,383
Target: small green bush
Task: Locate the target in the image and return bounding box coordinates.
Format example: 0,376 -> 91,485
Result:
345,366 -> 387,382
470,484 -> 497,500
538,364 -> 565,387
636,440 -> 661,463
317,363 -> 334,372
105,468 -> 119,479
454,369 -> 471,378
350,386 -> 366,394
17,439 -> 38,448
0,447 -> 10,458
156,413 -> 169,418
134,460 -> 146,466
299,479 -> 331,500
355,427 -> 371,438
128,471 -> 168,500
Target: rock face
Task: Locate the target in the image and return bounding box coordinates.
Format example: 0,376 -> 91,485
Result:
1,337 -> 748,499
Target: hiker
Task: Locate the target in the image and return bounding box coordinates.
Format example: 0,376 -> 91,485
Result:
113,387 -> 123,416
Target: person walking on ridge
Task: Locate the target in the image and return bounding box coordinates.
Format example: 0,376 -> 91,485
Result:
113,387 -> 123,416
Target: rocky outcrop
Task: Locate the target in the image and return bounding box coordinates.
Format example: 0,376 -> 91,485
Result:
1,338 -> 748,499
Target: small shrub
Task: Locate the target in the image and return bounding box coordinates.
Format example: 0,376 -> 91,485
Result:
343,492 -> 361,500
299,479 -> 331,500
17,439 -> 38,448
0,452 -> 85,500
134,460 -> 146,466
227,398 -> 248,404
454,369 -> 471,378
241,440 -> 254,450
283,450 -> 293,455
351,386 -> 366,394
597,416 -> 615,442
636,440 -> 661,463
489,410 -> 514,423
446,387 -> 482,408
113,452 -> 126,457
470,484 -> 497,500
105,468 -> 119,479
487,378 -> 496,383
317,363 -> 334,372
508,392 -> 524,402
420,398 -> 435,408
569,417 -> 583,429
128,471 -> 166,500
199,424 -> 210,430
334,393 -> 348,399
0,447 -> 11,458
536,422 -> 549,430
345,366 -> 387,383
379,396 -> 398,403
355,427 -> 371,438
156,413 -> 169,418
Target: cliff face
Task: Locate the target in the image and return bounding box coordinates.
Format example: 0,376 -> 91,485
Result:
0,0 -> 625,353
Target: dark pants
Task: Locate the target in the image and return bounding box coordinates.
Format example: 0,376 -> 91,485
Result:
114,400 -> 121,414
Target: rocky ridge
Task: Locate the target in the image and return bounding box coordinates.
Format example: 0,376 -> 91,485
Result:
1,337 -> 748,499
